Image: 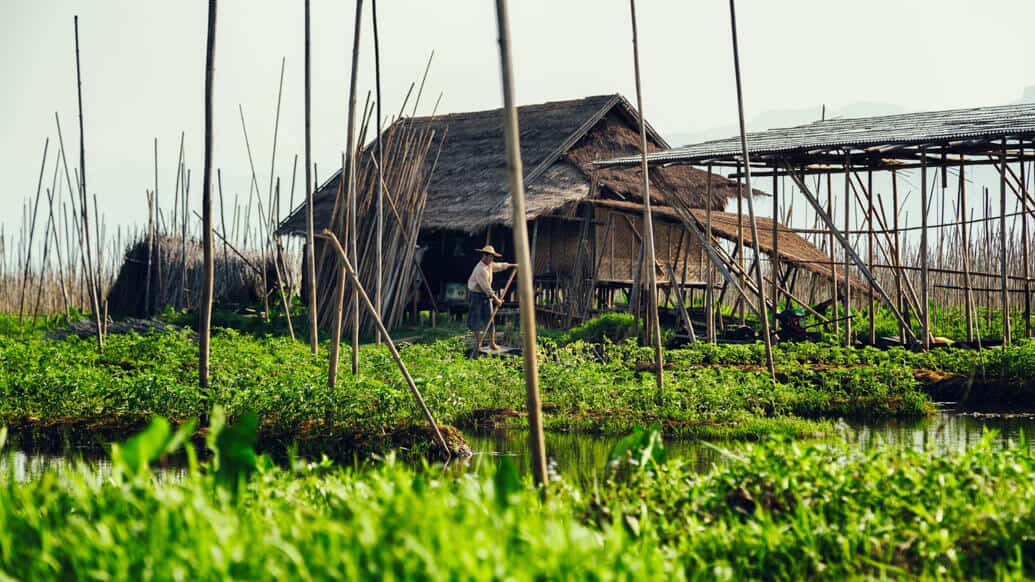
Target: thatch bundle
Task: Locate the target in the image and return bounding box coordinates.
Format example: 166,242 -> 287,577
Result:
107,234 -> 273,318
313,114 -> 441,334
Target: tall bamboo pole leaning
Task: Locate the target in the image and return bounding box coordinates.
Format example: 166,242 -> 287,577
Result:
727,0 -> 775,381
628,0 -> 664,400
199,0 -> 217,389
345,0 -> 364,375
304,0 -> 319,355
493,0 -> 548,489
322,231 -> 450,456
372,0 -> 385,342
73,16 -> 103,351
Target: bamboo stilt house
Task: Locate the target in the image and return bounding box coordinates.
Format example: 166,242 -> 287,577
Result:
279,94 -> 842,326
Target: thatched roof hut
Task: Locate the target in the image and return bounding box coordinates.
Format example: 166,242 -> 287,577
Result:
277,94 -> 791,325
107,235 -> 274,318
278,94 -> 758,238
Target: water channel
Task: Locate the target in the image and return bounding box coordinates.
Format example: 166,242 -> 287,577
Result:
6,404 -> 1035,483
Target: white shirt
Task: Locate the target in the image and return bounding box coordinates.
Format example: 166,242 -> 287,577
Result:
467,260 -> 508,297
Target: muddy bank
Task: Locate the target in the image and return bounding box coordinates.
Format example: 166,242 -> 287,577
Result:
916,370 -> 1035,412
3,415 -> 471,462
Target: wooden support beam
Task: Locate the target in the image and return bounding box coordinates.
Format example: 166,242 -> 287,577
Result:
784,163 -> 920,345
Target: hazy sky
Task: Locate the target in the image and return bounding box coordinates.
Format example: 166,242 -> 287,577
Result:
4,0 -> 1035,238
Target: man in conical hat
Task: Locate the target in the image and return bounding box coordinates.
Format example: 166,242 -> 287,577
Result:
466,244 -> 516,354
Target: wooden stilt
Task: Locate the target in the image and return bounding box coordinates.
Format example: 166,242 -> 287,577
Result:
1021,153 -> 1032,338
784,165 -> 918,345
705,167 -> 715,343
628,0 -> 665,399
866,170 -> 875,344
771,172 -> 780,318
920,152 -> 930,350
1000,140 -> 1012,346
843,158 -> 852,346
959,162 -> 976,342
891,170 -> 905,341
827,173 -> 838,336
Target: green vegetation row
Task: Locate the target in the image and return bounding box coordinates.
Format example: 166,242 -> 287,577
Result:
2,417 -> 1033,580
0,319 -> 955,450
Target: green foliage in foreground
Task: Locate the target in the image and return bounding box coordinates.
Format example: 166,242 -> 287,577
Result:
1,417 -> 1033,580
1,326 -> 956,445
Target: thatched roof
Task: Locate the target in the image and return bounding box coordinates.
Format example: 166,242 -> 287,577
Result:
107,235 -> 274,318
278,94 -> 764,236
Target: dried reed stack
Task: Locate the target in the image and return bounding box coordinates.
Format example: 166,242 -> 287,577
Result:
106,234 -> 272,318
314,117 -> 441,336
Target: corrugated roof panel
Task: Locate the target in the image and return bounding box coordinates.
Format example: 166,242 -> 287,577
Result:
598,102 -> 1035,166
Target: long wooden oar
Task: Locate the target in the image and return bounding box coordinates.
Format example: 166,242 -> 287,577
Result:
478,268 -> 518,352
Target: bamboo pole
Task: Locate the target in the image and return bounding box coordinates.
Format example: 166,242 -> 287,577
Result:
958,162 -> 976,342
727,0 -> 774,381
344,0 -> 364,376
73,16 -> 103,351
920,153 -> 930,350
17,139 -> 48,324
823,174 -> 837,335
735,164 -> 745,324
866,170 -> 875,344
628,0 -> 664,398
199,0 -> 217,389
1022,153 -> 1032,338
494,0 -> 548,489
322,231 -> 450,457
891,170 -> 905,341
784,166 -> 919,345
1000,141 -> 1011,345
843,157 -> 852,346
373,0 -> 384,341
327,156 -> 347,388
771,172 -> 779,315
144,190 -> 154,315
304,0 -> 318,354
705,167 -> 715,343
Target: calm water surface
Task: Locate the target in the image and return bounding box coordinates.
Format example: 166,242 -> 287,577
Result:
5,406 -> 1035,483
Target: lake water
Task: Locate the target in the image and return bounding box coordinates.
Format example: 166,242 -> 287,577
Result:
5,405 -> 1035,483
460,404 -> 1035,483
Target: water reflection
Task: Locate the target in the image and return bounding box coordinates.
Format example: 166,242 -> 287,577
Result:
464,407 -> 1035,483
5,407 -> 1035,484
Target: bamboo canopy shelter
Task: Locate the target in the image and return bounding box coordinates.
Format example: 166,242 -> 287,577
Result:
598,101 -> 1035,348
279,94 -> 856,330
